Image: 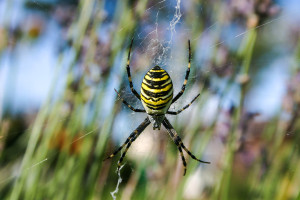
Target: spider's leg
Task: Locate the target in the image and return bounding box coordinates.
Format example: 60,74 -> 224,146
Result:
104,117 -> 150,161
178,146 -> 187,176
179,139 -> 210,164
162,118 -> 210,164
126,38 -> 141,101
167,93 -> 200,115
162,119 -> 187,175
114,89 -> 146,113
103,132 -> 135,161
117,137 -> 134,170
171,40 -> 191,104
117,117 -> 150,170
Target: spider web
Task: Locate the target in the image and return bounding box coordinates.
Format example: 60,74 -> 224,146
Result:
1,0 -> 296,199
109,0 -> 297,195
111,1 -> 184,198
110,164 -> 125,200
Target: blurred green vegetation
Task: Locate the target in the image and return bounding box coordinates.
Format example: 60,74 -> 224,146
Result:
1,0 -> 300,199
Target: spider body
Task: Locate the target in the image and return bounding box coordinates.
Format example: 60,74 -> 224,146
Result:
141,66 -> 173,129
105,39 -> 210,176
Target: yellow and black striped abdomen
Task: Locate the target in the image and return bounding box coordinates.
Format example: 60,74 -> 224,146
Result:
141,66 -> 173,115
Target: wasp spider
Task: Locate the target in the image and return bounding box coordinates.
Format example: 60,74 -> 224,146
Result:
104,39 -> 210,176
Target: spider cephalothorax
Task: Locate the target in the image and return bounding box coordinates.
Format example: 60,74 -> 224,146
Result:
104,39 -> 210,176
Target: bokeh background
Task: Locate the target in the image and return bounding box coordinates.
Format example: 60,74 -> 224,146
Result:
1,0 -> 300,199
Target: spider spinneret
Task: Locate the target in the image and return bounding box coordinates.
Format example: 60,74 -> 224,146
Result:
104,39 -> 210,176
